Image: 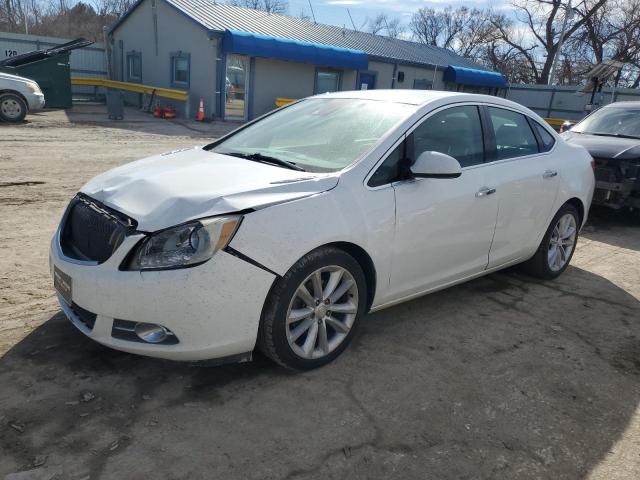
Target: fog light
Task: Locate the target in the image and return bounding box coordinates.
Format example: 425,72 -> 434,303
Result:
135,323 -> 169,344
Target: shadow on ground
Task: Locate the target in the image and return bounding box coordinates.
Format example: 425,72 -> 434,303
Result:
583,207 -> 640,251
61,105 -> 240,139
1,265 -> 639,479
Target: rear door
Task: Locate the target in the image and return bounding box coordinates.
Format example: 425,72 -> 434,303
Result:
482,106 -> 560,268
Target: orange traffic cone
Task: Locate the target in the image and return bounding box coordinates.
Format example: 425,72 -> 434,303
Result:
196,97 -> 205,122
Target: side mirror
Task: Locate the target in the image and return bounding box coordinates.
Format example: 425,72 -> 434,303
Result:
410,151 -> 462,179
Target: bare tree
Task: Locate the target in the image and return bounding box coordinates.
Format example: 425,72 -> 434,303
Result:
228,0 -> 288,15
410,7 -> 500,59
366,13 -> 403,39
494,0 -> 608,84
572,0 -> 640,86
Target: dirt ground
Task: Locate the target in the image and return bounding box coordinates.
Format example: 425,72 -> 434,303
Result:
1,106 -> 639,480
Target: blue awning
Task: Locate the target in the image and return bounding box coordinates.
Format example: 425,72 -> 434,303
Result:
444,65 -> 508,88
222,29 -> 368,70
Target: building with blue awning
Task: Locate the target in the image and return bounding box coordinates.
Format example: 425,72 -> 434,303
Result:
108,0 -> 507,121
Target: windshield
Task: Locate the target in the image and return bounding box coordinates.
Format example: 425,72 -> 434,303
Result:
208,98 -> 416,172
572,106 -> 640,139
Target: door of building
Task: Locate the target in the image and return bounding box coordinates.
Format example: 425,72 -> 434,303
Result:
225,54 -> 249,121
358,72 -> 376,90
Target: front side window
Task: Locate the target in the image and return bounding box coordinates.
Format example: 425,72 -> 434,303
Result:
127,52 -> 141,82
209,98 -> 416,173
315,70 -> 340,94
488,107 -> 538,160
368,142 -> 405,187
411,105 -> 484,168
171,52 -> 190,87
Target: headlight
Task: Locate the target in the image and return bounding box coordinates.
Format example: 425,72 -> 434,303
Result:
26,82 -> 41,93
124,216 -> 242,271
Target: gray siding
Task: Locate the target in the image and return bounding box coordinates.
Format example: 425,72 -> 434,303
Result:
507,84 -> 640,120
111,0 -> 217,117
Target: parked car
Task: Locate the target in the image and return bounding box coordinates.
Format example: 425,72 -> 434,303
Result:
0,71 -> 45,122
50,90 -> 594,370
563,101 -> 640,212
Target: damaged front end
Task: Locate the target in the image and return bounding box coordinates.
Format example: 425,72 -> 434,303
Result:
592,157 -> 640,210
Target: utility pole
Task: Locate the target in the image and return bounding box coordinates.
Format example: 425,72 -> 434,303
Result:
307,0 -> 316,23
548,0 -> 573,85
347,8 -> 357,31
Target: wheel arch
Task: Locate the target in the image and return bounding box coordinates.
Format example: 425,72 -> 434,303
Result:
0,89 -> 29,108
564,197 -> 585,227
324,241 -> 377,312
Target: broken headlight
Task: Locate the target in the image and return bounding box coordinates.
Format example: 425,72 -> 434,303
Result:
125,216 -> 242,270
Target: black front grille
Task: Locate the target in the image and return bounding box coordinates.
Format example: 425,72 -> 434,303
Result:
61,194 -> 137,263
70,303 -> 97,330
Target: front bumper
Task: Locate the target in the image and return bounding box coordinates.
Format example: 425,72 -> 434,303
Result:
27,92 -> 45,111
49,229 -> 276,361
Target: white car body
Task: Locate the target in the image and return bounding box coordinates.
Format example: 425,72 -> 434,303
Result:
50,90 -> 594,363
0,71 -> 45,111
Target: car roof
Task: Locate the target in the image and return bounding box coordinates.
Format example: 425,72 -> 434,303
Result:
312,89 -> 533,113
602,101 -> 640,110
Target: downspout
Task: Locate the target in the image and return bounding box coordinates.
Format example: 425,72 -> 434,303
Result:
391,63 -> 398,89
248,57 -> 255,121
431,64 -> 438,89
214,33 -> 225,120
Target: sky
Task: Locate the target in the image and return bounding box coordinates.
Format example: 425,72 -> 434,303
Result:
286,0 -> 508,33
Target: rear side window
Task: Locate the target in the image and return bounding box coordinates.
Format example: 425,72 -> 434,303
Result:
488,107 -> 538,160
531,121 -> 555,152
411,105 -> 484,167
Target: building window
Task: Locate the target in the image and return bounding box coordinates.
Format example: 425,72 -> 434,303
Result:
315,70 -> 340,94
170,51 -> 190,88
413,78 -> 432,90
126,51 -> 142,82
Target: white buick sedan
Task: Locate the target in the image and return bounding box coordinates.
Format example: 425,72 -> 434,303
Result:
50,90 -> 594,370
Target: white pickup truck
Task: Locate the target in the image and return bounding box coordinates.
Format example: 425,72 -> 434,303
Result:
0,71 -> 45,122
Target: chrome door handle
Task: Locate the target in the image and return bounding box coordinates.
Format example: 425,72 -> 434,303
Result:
476,186 -> 496,197
543,170 -> 558,178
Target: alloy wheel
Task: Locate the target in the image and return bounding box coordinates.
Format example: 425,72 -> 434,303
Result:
286,265 -> 359,360
547,213 -> 577,272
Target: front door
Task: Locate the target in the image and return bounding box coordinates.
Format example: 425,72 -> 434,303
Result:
388,105 -> 498,300
358,72 -> 376,90
224,55 -> 249,121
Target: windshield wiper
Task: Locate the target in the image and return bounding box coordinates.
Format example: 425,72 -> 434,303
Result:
223,151 -> 305,171
585,132 -> 640,140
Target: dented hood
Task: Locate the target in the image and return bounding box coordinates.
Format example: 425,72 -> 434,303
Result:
81,147 -> 338,231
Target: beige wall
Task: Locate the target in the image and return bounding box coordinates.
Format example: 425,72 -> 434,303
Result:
366,60 -> 446,91
249,57 -> 359,118
251,58 -> 316,117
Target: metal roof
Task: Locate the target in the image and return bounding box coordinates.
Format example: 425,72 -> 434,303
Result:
112,0 -> 487,70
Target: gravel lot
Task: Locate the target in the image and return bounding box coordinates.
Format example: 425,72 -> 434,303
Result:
1,106 -> 639,480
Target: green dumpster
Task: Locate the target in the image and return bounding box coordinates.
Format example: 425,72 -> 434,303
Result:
0,38 -> 93,109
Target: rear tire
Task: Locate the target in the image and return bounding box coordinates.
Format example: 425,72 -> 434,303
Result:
0,93 -> 27,123
258,247 -> 367,370
523,204 -> 580,280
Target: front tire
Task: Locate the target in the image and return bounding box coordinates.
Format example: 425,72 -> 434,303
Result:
258,247 -> 367,370
0,93 -> 27,123
523,204 -> 580,279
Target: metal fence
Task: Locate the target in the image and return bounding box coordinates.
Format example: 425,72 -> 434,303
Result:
507,84 -> 640,121
0,31 -> 106,94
